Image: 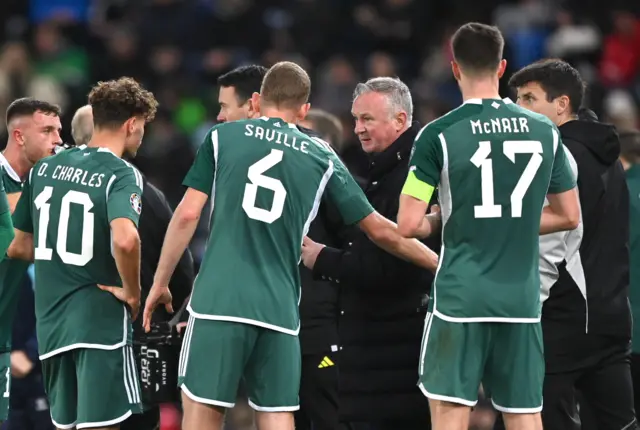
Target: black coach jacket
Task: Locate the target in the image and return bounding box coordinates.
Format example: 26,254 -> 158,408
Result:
312,122 -> 439,422
136,177 -> 195,333
542,109 -> 630,371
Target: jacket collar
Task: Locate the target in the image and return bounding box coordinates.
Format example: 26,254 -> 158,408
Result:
368,122 -> 420,181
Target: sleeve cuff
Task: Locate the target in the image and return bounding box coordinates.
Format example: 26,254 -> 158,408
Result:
312,246 -> 343,283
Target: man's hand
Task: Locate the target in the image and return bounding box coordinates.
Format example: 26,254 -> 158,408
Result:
98,284 -> 141,322
143,285 -> 174,333
301,236 -> 326,270
176,322 -> 187,334
10,350 -> 33,378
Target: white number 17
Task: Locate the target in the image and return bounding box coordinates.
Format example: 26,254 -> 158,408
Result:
471,140 -> 543,219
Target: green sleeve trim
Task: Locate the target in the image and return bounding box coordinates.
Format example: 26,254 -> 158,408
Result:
0,210 -> 14,258
401,170 -> 435,203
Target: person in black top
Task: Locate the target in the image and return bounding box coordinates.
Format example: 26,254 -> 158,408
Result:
302,77 -> 438,430
496,59 -> 635,430
71,105 -> 195,430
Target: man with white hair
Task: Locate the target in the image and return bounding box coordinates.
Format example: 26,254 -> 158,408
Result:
302,77 -> 438,429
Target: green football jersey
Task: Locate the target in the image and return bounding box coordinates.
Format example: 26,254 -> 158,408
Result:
407,98 -> 576,322
0,155 -> 28,353
12,146 -> 144,359
183,117 -> 374,335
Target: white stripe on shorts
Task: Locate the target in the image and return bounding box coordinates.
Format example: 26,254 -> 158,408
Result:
179,315 -> 195,377
122,347 -> 134,404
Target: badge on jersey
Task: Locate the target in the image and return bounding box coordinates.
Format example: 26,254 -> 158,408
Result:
130,193 -> 142,215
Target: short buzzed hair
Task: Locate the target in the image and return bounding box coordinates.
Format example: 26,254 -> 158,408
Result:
451,23 -> 504,75
353,77 -> 413,122
260,62 -> 311,110
71,105 -> 93,146
6,97 -> 60,125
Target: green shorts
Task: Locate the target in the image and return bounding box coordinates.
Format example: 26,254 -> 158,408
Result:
0,352 -> 9,421
179,316 -> 301,411
419,313 -> 544,413
42,346 -> 143,429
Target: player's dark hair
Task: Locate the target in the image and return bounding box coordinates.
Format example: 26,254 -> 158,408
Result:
509,59 -> 585,115
6,97 -> 61,125
217,65 -> 267,103
88,77 -> 158,129
619,130 -> 640,163
260,61 -> 311,110
451,23 -> 504,75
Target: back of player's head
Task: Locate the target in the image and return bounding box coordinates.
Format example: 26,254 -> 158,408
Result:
303,109 -> 344,151
260,62 -> 311,110
6,97 -> 60,126
451,23 -> 504,76
88,77 -> 158,129
509,59 -> 585,115
217,65 -> 267,103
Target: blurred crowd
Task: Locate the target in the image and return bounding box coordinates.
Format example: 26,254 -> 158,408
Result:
0,0 -> 638,429
0,0 -> 638,217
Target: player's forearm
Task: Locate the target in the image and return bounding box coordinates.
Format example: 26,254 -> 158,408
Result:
7,230 -> 33,261
414,213 -> 441,239
154,205 -> 199,287
113,235 -> 141,298
369,226 -> 438,272
7,192 -> 21,214
539,207 -> 579,235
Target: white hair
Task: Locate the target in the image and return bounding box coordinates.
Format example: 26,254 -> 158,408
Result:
353,77 -> 413,122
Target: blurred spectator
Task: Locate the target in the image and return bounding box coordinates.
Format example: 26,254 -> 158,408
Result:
599,10 -> 640,88
299,108 -> 344,153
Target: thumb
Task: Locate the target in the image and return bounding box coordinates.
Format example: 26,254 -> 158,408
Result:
302,236 -> 312,246
98,284 -> 115,294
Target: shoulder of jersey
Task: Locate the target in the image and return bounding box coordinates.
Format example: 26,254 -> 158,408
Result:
417,102 -> 482,141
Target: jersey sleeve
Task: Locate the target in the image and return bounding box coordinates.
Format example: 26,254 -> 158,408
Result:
0,175 -> 9,216
324,153 -> 374,225
401,125 -> 443,203
12,170 -> 33,233
548,130 -> 577,194
183,127 -> 217,195
107,167 -> 143,227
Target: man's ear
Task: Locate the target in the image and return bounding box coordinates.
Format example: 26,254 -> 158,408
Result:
451,61 -> 461,81
250,92 -> 261,116
297,103 -> 311,122
556,95 -> 572,117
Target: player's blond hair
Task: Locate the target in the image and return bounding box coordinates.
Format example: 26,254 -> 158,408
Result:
260,62 -> 311,110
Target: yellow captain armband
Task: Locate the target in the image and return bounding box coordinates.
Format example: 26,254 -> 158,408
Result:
401,170 -> 435,203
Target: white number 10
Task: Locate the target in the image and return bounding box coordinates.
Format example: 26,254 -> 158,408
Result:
471,140 -> 543,218
34,186 -> 95,266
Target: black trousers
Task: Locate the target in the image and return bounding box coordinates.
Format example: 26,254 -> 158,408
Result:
294,352 -> 339,430
120,406 -> 160,430
494,340 -> 637,430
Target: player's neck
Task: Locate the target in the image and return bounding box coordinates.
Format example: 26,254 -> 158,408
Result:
87,131 -> 126,158
2,142 -> 31,180
460,79 -> 501,102
260,107 -> 298,124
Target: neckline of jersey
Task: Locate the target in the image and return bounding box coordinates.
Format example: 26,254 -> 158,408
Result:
0,152 -> 21,183
464,97 -> 514,105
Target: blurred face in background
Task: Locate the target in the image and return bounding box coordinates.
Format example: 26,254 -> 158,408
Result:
217,86 -> 256,122
13,111 -> 62,164
352,91 -> 405,153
